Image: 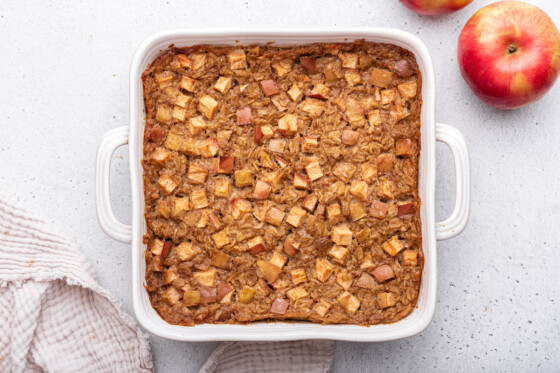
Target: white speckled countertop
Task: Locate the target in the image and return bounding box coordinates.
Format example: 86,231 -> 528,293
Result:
1,0 -> 559,371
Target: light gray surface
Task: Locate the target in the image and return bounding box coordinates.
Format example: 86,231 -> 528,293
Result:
1,0 -> 559,372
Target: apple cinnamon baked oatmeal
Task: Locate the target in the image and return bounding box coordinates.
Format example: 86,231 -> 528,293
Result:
141,40 -> 423,326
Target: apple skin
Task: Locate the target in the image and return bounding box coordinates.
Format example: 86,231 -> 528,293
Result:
399,0 -> 473,15
458,1 -> 560,109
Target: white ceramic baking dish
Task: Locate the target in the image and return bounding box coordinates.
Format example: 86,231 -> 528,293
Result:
96,28 -> 470,342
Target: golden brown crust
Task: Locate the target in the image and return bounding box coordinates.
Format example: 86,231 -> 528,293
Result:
141,40 -> 423,326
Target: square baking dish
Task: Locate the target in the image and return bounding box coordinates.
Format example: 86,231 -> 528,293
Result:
96,28 -> 470,342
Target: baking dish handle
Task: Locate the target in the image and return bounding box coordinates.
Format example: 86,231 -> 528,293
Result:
435,122 -> 470,240
95,126 -> 132,243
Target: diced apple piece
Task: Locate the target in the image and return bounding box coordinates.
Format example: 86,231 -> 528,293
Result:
161,287 -> 181,305
214,76 -> 233,94
300,57 -> 318,74
264,206 -> 285,226
236,107 -> 252,126
402,250 -> 418,266
377,292 -> 396,309
269,252 -> 287,269
367,109 -> 382,127
217,282 -> 234,302
239,286 -> 255,304
175,241 -> 200,261
187,115 -> 206,135
327,203 -> 342,225
290,268 -> 308,285
312,299 -> 332,317
341,129 -> 359,145
214,178 -> 231,198
272,58 -> 293,77
332,162 -> 357,183
287,287 -> 309,301
155,71 -> 173,87
293,173 -> 310,190
191,189 -> 208,209
217,130 -> 232,147
274,155 -> 289,169
398,80 -> 417,99
361,162 -> 377,184
254,125 -> 274,143
305,160 -> 324,181
286,206 -> 307,228
253,180 -> 272,200
270,298 -> 289,314
216,156 -> 233,174
381,89 -> 397,105
260,79 -> 281,97
148,123 -> 166,142
340,53 -> 358,69
175,54 -> 191,68
208,211 -> 221,229
190,53 -> 207,70
302,193 -> 318,212
247,236 -> 268,255
332,225 -> 352,246
354,273 -> 377,289
377,154 -> 394,174
156,104 -> 172,123
151,239 -> 164,256
199,137 -> 219,157
336,269 -> 354,290
230,198 -> 252,220
151,147 -> 171,165
300,99 -> 325,119
371,68 -> 393,88
174,92 -> 191,108
344,69 -> 362,86
211,251 -> 231,269
193,269 -> 217,287
371,201 -> 389,218
350,181 -> 369,202
287,84 -> 303,102
157,174 -> 178,194
199,286 -> 217,304
301,136 -> 319,153
372,264 -> 395,283
227,50 -> 248,70
257,260 -> 282,283
377,179 -> 395,199
212,230 -> 230,249
329,245 -> 350,265
360,252 -> 374,269
262,170 -> 285,188
172,106 -> 187,122
196,211 -> 209,228
393,105 -> 411,122
180,76 -> 196,92
309,84 -> 330,99
183,290 -> 201,307
234,169 -> 253,187
337,291 -> 360,314
398,202 -> 414,217
283,238 -> 300,257
269,139 -> 286,153
396,139 -> 413,157
345,98 -> 365,125
198,95 -> 219,119
350,202 -> 367,222
315,258 -> 335,282
382,235 -> 405,257
278,114 -> 298,136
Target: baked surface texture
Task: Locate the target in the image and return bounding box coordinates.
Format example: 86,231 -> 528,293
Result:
141,40 -> 423,326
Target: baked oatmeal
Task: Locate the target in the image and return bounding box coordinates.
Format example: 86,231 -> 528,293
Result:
141,40 -> 423,325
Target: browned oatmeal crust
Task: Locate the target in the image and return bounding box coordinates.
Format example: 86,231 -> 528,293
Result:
141,40 -> 423,326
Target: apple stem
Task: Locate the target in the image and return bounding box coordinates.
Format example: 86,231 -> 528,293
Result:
507,44 -> 518,54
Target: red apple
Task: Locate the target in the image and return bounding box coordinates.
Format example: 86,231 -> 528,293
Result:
399,0 -> 473,15
458,1 -> 560,109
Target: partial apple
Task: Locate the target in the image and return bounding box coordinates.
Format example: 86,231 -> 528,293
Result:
458,1 -> 560,109
399,0 -> 473,15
